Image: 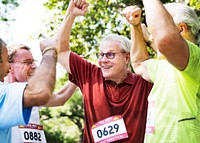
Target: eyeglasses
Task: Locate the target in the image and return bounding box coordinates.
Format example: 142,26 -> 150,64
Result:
12,59 -> 37,66
96,52 -> 125,60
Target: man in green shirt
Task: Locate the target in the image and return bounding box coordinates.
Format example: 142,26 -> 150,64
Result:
123,1 -> 200,143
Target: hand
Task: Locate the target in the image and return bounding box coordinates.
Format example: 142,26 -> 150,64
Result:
122,5 -> 141,26
67,0 -> 89,17
40,38 -> 58,53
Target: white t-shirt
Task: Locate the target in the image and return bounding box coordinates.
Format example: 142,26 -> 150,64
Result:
12,106 -> 44,143
0,82 -> 32,143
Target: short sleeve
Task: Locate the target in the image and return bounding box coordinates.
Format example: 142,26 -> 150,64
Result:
0,82 -> 32,129
183,41 -> 200,82
145,59 -> 160,82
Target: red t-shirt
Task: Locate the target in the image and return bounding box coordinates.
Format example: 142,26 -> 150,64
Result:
69,52 -> 153,143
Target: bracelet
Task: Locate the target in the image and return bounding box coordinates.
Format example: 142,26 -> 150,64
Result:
42,46 -> 58,56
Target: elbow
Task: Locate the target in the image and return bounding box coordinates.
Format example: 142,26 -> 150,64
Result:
132,62 -> 142,75
153,26 -> 180,54
23,87 -> 52,107
35,89 -> 52,106
154,35 -> 173,55
59,39 -> 67,47
57,38 -> 69,52
59,100 -> 66,106
56,93 -> 70,106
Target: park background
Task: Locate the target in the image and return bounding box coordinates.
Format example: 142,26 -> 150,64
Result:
0,0 -> 199,142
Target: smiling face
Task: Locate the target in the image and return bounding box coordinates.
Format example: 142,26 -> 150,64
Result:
98,40 -> 130,84
9,48 -> 36,82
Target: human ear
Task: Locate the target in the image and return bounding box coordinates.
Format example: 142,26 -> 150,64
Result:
178,22 -> 188,35
126,53 -> 130,64
9,65 -> 14,74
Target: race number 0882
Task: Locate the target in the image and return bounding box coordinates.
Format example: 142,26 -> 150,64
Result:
24,131 -> 42,141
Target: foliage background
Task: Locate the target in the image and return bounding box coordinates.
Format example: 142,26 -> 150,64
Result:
1,0 -> 200,142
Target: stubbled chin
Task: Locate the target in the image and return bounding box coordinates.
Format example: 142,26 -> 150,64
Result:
102,73 -> 110,80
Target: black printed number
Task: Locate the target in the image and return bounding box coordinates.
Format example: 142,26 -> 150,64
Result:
24,131 -> 41,141
97,124 -> 119,138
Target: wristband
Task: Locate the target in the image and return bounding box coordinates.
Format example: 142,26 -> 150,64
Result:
42,46 -> 58,56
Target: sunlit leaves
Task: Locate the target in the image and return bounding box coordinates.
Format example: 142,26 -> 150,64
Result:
0,0 -> 18,22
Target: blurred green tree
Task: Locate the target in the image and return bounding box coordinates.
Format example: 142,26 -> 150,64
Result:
0,0 -> 19,22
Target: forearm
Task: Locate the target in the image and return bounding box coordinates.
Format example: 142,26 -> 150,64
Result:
38,50 -> 57,92
45,81 -> 77,107
142,0 -> 189,70
131,24 -> 149,68
23,50 -> 57,107
56,11 -> 76,52
57,0 -> 89,72
142,0 -> 177,43
56,12 -> 75,73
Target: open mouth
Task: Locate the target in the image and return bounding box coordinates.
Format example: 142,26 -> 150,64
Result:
102,65 -> 112,69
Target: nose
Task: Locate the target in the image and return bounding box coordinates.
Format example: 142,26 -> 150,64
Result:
31,62 -> 37,68
98,56 -> 110,66
101,54 -> 110,61
7,62 -> 10,72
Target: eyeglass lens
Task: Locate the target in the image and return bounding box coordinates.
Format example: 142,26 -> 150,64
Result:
96,52 -> 115,60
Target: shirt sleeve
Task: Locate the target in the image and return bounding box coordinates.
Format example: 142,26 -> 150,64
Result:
0,82 -> 32,129
145,59 -> 160,82
183,41 -> 200,82
69,52 -> 98,89
146,41 -> 200,83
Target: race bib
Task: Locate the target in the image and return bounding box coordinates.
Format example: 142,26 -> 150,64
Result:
18,123 -> 46,143
91,115 -> 128,143
146,101 -> 155,134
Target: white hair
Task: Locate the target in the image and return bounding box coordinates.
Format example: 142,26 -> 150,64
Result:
164,2 -> 200,46
100,33 -> 131,53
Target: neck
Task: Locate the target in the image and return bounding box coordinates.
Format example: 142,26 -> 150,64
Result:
183,31 -> 197,45
111,71 -> 128,85
188,35 -> 197,45
5,73 -> 16,83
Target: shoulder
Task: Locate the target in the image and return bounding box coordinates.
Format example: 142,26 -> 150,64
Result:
0,82 -> 30,129
126,72 -> 153,85
183,41 -> 200,81
0,82 -> 27,103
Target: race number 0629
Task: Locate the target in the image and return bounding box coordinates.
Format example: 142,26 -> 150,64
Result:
92,116 -> 128,143
96,124 -> 119,138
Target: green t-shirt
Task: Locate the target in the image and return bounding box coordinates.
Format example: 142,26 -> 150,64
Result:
144,41 -> 200,143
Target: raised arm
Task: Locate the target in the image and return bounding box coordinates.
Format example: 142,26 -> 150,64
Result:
23,39 -> 57,107
123,5 -> 152,82
142,0 -> 189,70
56,0 -> 89,73
45,81 -> 77,107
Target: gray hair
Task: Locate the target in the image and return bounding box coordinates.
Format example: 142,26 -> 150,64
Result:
164,2 -> 200,46
100,33 -> 131,53
8,44 -> 31,63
